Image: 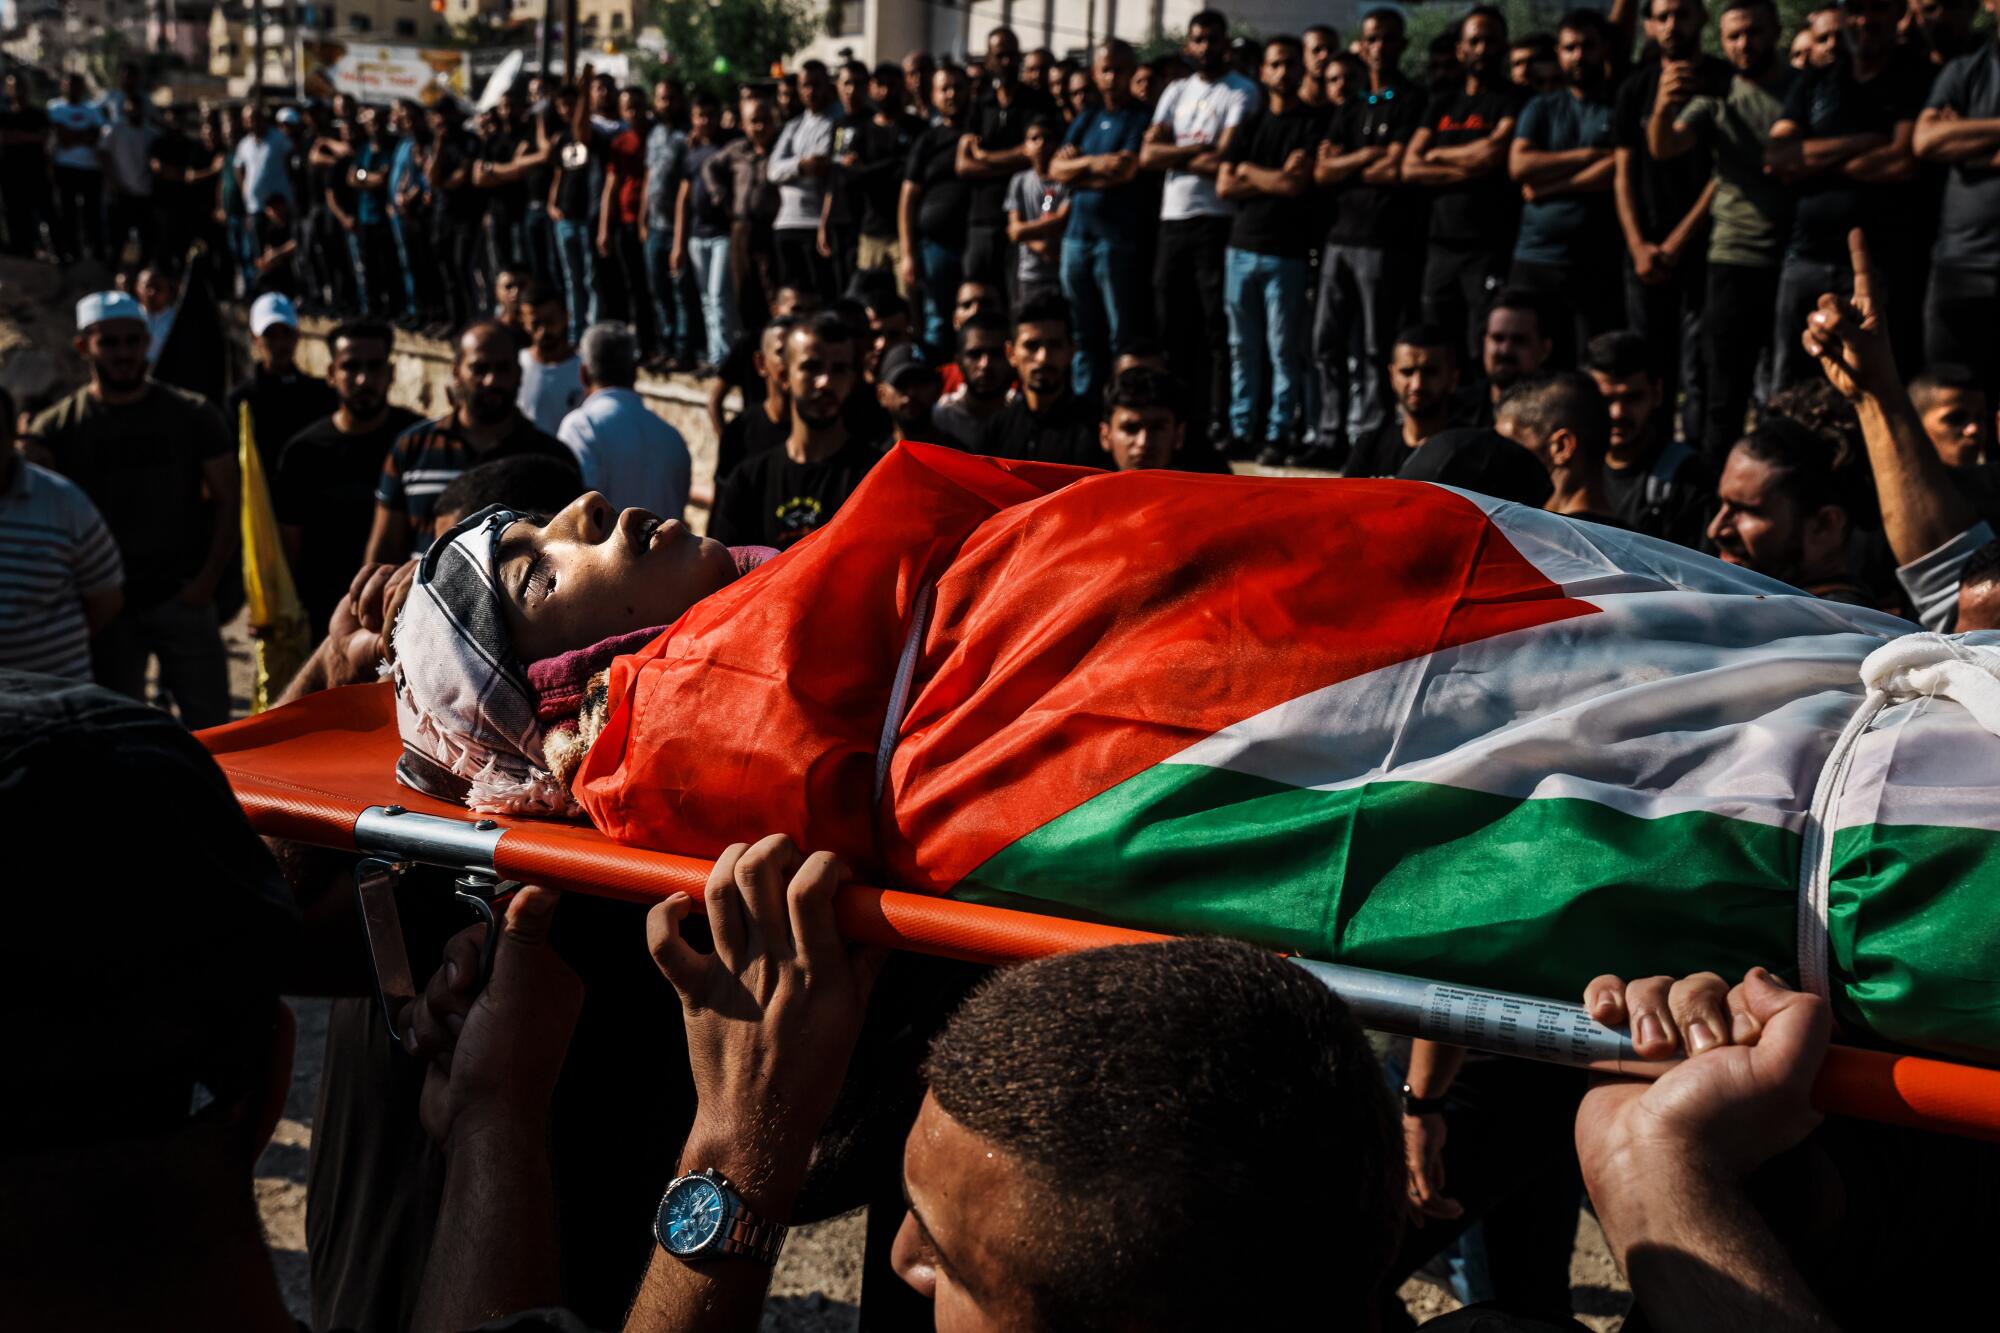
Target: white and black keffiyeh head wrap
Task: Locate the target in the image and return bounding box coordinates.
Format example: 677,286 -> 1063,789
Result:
388,505 -> 580,816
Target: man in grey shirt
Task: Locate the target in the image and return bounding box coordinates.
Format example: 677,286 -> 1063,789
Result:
767,60 -> 843,300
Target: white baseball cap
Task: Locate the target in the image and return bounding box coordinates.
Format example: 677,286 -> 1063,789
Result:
74,290 -> 146,332
249,292 -> 300,337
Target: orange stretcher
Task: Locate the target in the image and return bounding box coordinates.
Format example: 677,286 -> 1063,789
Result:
203,681 -> 2000,1144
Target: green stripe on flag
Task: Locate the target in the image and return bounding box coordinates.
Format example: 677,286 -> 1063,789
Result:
960,765 -> 1800,1003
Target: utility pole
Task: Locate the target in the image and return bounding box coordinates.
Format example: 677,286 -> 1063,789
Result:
561,0 -> 576,79
539,0 -> 554,78
252,0 -> 266,102
285,0 -> 302,100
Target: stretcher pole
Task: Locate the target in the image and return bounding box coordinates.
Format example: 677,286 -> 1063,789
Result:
351,807 -> 2000,1144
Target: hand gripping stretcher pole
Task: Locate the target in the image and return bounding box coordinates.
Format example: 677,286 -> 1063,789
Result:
202,683 -> 2000,1144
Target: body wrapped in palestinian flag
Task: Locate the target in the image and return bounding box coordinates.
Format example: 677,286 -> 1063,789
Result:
573,444 -> 2000,1064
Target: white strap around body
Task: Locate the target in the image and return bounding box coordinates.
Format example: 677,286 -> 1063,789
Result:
1797,633 -> 2000,1000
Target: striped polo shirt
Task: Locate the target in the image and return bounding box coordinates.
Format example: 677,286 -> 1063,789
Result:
0,461 -> 124,681
374,410 -> 577,543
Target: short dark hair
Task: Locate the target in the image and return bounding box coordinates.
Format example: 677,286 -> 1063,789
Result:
957,311 -> 1009,351
791,311 -> 860,357
1305,22 -> 1340,42
1910,362 -> 1985,410
1464,3 -> 1511,37
1011,289 -> 1073,338
521,279 -> 563,309
1559,8 -> 1606,36
923,939 -> 1400,1329
1719,0 -> 1777,16
1265,33 -> 1305,61
1189,8 -> 1229,34
1102,367 -> 1185,423
691,90 -> 721,112
1734,415 -> 1848,516
864,290 -> 911,323
1485,287 -> 1547,338
1394,322 -> 1459,359
1583,330 -> 1652,380
1362,6 -> 1407,36
1499,372 -> 1611,461
328,319 -> 393,353
434,455 -> 584,525
1025,111 -> 1063,138
1513,30 -> 1557,56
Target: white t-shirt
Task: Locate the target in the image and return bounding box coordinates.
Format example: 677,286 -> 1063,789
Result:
233,128 -> 295,213
557,387 -> 691,520
1150,71 -> 1258,221
517,349 -> 586,435
48,99 -> 106,171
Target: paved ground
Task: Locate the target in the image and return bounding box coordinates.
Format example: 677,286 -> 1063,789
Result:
220,617 -> 1628,1330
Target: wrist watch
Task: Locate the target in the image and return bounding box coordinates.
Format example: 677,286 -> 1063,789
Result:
1401,1083 -> 1450,1117
654,1167 -> 788,1265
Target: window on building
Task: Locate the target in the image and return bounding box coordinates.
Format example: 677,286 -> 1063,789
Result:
828,0 -> 863,36
396,16 -> 416,32
350,13 -> 369,30
610,11 -> 623,29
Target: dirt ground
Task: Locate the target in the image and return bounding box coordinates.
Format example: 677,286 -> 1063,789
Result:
222,620 -> 1629,1331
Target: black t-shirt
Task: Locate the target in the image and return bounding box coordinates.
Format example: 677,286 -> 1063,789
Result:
1325,79 -> 1428,248
226,368 -> 340,475
973,390 -> 1103,466
480,123 -> 531,221
30,383 -> 231,611
0,104 -> 48,172
274,407 -> 423,634
1781,50 -> 1933,262
708,436 -> 883,548
436,129 -> 486,224
852,114 -> 922,238
965,84 -> 1059,228
1421,82 -> 1528,248
552,127 -> 596,219
1222,104 -> 1330,258
1615,56 -> 1732,242
905,124 -> 971,245
715,398 -> 791,486
1344,415 -> 1425,478
524,109 -> 561,206
1600,434 -> 1715,549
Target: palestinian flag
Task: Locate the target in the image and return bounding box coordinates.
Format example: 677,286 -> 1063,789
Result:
576,444 -> 2000,1063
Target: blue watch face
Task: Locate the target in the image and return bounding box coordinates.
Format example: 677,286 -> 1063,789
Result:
661,1177 -> 726,1254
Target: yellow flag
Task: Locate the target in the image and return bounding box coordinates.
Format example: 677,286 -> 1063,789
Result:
239,403 -> 311,712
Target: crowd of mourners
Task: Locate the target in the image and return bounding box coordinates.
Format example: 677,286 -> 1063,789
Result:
6,1 -> 2000,1329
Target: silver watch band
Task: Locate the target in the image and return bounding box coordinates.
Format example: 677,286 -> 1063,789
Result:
716,1210 -> 788,1265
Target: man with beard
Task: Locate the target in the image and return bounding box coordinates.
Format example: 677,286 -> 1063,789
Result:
875,343 -> 946,445
1507,12 -> 1621,358
768,60 -> 843,300
933,312 -> 1014,449
1615,0 -> 1730,440
1344,323 -> 1465,476
710,314 -> 880,548
225,293 -> 338,476
28,292 -> 237,727
716,317 -> 799,488
1465,288 -> 1553,421
1584,330 -> 1714,546
1708,416 -> 1869,602
364,322 -> 578,563
1141,10 -> 1258,448
274,321 -> 422,638
1403,6 -> 1528,356
973,292 -> 1101,465
1910,0 -> 1982,66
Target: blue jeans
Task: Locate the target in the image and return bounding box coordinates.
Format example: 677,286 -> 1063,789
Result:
552,217 -> 598,344
1059,233 -> 1143,400
1224,247 -> 1308,442
646,228 -> 700,361
918,238 -> 963,347
687,233 -> 736,366
390,214 -> 419,314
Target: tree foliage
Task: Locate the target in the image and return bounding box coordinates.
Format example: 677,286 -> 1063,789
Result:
643,0 -> 821,97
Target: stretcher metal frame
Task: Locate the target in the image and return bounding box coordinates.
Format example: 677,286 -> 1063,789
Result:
201,682 -> 2000,1144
